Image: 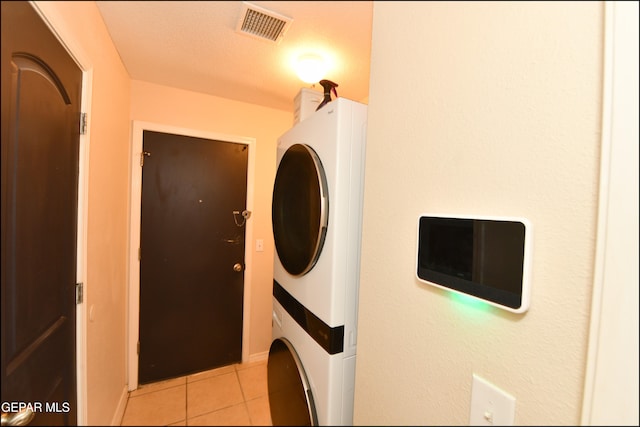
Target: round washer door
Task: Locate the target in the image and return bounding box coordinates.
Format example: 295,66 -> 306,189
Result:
272,144 -> 328,276
267,338 -> 318,426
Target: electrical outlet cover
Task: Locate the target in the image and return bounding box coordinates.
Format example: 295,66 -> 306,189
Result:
469,374 -> 516,425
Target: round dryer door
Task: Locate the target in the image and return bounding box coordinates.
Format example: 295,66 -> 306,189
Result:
272,144 -> 328,276
268,338 -> 318,426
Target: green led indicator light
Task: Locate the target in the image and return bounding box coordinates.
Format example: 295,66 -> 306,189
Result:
451,292 -> 489,310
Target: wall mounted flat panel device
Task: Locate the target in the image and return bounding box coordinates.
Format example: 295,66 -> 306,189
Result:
416,215 -> 533,313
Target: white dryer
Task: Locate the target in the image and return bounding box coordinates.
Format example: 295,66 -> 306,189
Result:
268,98 -> 367,425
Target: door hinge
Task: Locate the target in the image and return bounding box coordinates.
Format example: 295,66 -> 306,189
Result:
140,151 -> 151,167
80,112 -> 87,135
137,341 -> 140,355
76,282 -> 84,304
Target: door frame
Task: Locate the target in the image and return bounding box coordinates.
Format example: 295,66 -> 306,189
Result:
581,1 -> 639,424
127,121 -> 256,391
29,2 -> 93,425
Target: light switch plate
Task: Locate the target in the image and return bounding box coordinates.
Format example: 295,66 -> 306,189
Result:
469,374 -> 516,425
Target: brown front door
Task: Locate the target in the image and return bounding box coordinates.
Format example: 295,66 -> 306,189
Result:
1,2 -> 82,425
138,130 -> 248,384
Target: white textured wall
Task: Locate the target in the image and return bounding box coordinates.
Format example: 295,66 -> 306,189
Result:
354,2 -> 603,425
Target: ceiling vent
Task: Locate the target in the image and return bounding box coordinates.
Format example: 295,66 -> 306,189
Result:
236,2 -> 292,44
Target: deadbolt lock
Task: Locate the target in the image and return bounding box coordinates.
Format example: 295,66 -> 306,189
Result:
233,263 -> 243,272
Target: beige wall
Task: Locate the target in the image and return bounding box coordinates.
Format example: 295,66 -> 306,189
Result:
33,1 -> 131,425
354,2 -> 603,425
129,80 -> 291,359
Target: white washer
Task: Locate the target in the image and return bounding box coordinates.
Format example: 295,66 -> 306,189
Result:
269,98 -> 367,425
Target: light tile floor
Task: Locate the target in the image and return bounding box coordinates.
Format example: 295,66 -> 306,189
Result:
120,359 -> 272,426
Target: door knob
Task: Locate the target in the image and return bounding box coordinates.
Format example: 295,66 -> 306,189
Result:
1,407 -> 35,426
233,263 -> 243,272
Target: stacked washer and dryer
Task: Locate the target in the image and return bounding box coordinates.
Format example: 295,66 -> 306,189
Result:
268,97 -> 368,426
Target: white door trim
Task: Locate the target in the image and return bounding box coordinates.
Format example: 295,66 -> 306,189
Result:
581,1 -> 639,425
127,121 -> 256,391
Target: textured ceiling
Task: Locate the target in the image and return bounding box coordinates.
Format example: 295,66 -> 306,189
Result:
96,1 -> 373,112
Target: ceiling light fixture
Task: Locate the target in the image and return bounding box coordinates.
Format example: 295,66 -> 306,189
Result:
295,53 -> 328,84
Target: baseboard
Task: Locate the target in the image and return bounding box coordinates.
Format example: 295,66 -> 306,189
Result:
248,350 -> 269,363
111,385 -> 129,426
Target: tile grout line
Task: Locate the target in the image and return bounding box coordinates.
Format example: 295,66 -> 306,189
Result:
235,364 -> 255,425
184,374 -> 188,426
234,365 -> 247,402
119,391 -> 130,426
